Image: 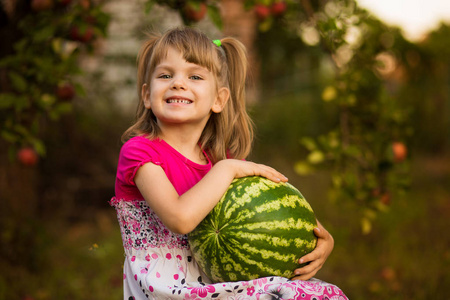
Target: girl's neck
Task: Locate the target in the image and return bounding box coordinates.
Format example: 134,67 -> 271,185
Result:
158,126 -> 207,165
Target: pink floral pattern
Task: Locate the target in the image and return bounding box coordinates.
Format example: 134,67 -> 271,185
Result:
188,285 -> 216,297
111,198 -> 348,300
110,197 -> 189,250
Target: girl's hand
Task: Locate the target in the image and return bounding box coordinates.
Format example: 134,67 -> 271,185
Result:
291,220 -> 334,281
217,159 -> 288,184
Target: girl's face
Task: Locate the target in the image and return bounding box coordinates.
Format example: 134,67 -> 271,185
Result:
142,47 -> 229,130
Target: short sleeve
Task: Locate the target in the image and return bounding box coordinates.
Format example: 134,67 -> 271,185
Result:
117,137 -> 163,187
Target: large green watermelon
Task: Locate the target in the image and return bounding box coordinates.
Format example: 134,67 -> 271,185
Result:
188,176 -> 318,283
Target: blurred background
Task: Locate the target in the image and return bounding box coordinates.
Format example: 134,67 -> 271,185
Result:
0,0 -> 449,299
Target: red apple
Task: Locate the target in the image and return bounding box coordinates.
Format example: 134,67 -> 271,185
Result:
380,192 -> 391,205
392,141 -> 407,162
254,4 -> 271,21
17,147 -> 38,166
380,267 -> 396,281
56,83 -> 75,101
70,26 -> 94,43
31,0 -> 54,11
80,0 -> 91,10
271,1 -> 287,17
183,2 -> 207,22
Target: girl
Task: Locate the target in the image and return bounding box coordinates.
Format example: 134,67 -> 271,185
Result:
110,27 -> 347,299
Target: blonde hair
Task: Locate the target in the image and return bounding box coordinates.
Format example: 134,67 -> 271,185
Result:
122,27 -> 254,163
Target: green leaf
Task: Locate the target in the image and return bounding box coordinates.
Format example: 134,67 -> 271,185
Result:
13,39 -> 28,52
14,95 -> 31,112
30,138 -> 46,156
8,145 -> 17,162
243,1 -> 255,10
41,94 -> 57,108
331,175 -> 343,188
14,124 -> 30,137
361,217 -> 372,235
33,26 -> 56,42
8,71 -> 27,92
0,93 -> 15,109
300,137 -> 317,151
1,130 -> 18,143
74,82 -> 86,97
49,102 -> 73,120
258,17 -> 273,32
187,1 -> 200,10
322,86 -> 337,101
307,150 -> 325,164
55,102 -> 72,114
294,161 -> 313,175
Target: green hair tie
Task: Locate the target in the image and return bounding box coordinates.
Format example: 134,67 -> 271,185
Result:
213,39 -> 221,47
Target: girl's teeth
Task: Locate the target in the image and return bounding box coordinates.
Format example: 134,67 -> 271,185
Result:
167,99 -> 191,104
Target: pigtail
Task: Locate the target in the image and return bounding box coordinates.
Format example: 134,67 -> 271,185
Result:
121,33 -> 161,142
219,38 -> 254,160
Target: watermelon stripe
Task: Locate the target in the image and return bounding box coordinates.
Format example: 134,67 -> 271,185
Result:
231,232 -> 293,247
224,244 -> 287,277
232,218 -> 316,231
226,197 -> 314,224
223,248 -> 281,279
225,179 -> 280,217
240,243 -> 297,262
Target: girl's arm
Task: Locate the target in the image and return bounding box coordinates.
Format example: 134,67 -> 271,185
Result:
135,159 -> 288,235
291,220 -> 334,281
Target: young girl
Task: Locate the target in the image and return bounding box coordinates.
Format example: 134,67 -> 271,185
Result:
110,27 -> 348,299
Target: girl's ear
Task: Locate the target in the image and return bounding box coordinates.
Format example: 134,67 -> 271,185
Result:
212,87 -> 230,113
142,83 -> 151,109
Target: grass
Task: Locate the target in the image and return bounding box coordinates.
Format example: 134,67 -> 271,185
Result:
0,210 -> 124,300
304,154 -> 450,299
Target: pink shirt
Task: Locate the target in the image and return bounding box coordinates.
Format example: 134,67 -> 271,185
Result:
114,136 -> 212,201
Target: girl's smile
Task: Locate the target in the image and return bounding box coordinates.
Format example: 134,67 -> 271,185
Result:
165,97 -> 193,104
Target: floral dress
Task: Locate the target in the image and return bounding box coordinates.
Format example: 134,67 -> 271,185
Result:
111,137 -> 348,300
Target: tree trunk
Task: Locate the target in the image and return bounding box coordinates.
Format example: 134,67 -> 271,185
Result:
220,0 -> 259,103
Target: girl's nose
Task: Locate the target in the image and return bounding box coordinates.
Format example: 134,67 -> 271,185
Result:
171,77 -> 186,90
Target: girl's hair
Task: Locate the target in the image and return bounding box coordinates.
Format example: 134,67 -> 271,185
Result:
122,27 -> 254,163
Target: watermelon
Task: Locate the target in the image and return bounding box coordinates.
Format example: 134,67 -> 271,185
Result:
188,176 -> 318,283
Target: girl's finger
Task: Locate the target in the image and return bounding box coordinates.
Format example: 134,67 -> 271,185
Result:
294,259 -> 321,275
313,226 -> 325,238
299,248 -> 322,264
291,268 -> 318,281
257,164 -> 288,182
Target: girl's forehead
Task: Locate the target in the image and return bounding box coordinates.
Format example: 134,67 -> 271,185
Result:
160,47 -> 189,63
154,46 -> 213,72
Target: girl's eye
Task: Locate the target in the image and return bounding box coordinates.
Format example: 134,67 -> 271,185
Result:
190,75 -> 202,80
158,74 -> 171,79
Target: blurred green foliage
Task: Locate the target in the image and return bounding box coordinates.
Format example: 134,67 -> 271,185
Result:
250,0 -> 449,233
146,0 -> 223,28
0,0 -> 110,159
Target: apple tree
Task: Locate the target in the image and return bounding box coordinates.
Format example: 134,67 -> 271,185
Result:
144,0 -> 223,28
0,0 -> 110,165
251,0 -> 415,233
